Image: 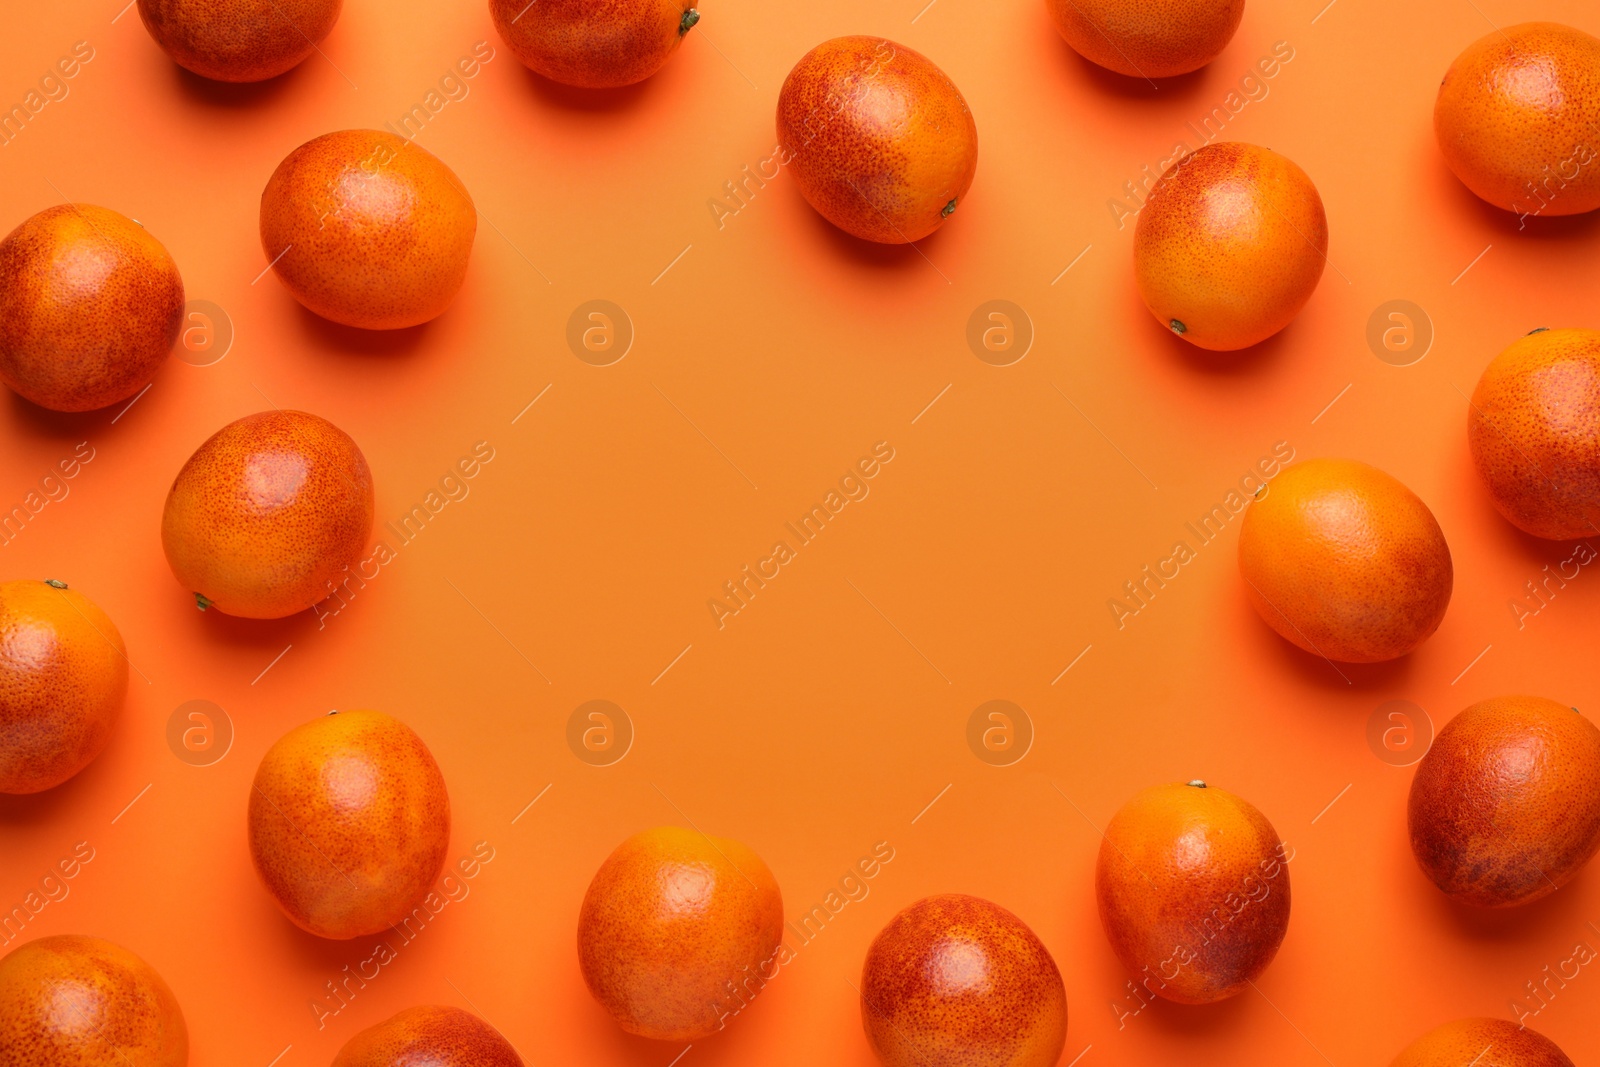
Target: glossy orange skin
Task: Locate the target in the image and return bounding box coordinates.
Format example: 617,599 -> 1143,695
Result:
0,935 -> 187,1066
1468,328 -> 1600,540
136,0 -> 343,83
490,0 -> 698,88
260,130 -> 476,330
0,580 -> 127,794
248,710 -> 451,940
1408,696 -> 1600,908
1237,458 -> 1453,663
1096,782 -> 1290,1004
1391,1018 -> 1575,1067
1045,0 -> 1245,79
1134,142 -> 1327,351
161,409 -> 374,620
860,894 -> 1066,1067
577,826 -> 784,1041
0,204 -> 183,412
777,36 -> 978,244
333,1005 -> 523,1067
1435,23 -> 1600,217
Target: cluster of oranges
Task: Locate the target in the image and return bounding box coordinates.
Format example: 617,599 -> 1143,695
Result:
1,0 -> 1599,1065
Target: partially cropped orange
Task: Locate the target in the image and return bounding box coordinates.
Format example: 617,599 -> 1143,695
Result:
248,710 -> 451,940
1045,0 -> 1245,79
333,1005 -> 523,1067
1096,781 -> 1290,1004
0,935 -> 188,1066
1435,23 -> 1600,218
1468,327 -> 1600,540
260,130 -> 476,329
1135,142 -> 1326,351
860,894 -> 1067,1067
0,203 -> 183,412
1409,696 -> 1600,908
161,409 -> 374,620
490,0 -> 699,88
137,0 -> 343,82
577,826 -> 784,1041
0,579 -> 127,794
777,36 -> 978,244
1237,458 -> 1453,663
1391,1018 -> 1575,1067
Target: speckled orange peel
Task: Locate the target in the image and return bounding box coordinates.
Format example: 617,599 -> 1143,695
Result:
260,130 -> 476,330
859,894 -> 1067,1067
489,0 -> 700,88
161,410 -> 375,620
248,710 -> 451,940
1095,781 -> 1290,1004
577,826 -> 784,1040
777,36 -> 978,245
1390,1018 -> 1576,1067
0,203 -> 184,412
137,0 -> 344,82
1237,458 -> 1453,663
1468,327 -> 1600,540
1045,0 -> 1246,79
1435,22 -> 1600,219
1134,142 -> 1326,351
333,1005 -> 525,1066
1408,696 -> 1600,908
0,935 -> 189,1066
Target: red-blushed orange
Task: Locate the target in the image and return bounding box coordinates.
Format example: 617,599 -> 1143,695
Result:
1237,458 -> 1453,663
1408,696 -> 1600,908
1045,0 -> 1246,79
1390,1018 -> 1575,1067
0,204 -> 183,412
577,826 -> 784,1040
137,0 -> 343,82
248,710 -> 451,939
333,1005 -> 523,1066
489,0 -> 699,88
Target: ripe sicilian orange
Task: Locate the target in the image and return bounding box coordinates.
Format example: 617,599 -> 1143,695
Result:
334,1006 -> 524,1067
137,0 -> 343,82
1045,0 -> 1245,79
1391,1018 -> 1574,1067
490,0 -> 699,88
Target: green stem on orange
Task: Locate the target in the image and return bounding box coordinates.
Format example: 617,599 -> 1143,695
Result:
680,9 -> 700,35
1170,319 -> 1188,336
941,198 -> 958,217
43,578 -> 67,589
1187,779 -> 1207,788
194,593 -> 212,612
1528,326 -> 1551,334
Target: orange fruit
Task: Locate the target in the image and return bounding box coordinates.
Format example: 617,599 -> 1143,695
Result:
333,1005 -> 523,1067
1134,142 -> 1327,351
0,579 -> 128,794
860,894 -> 1067,1067
490,0 -> 700,88
259,130 -> 476,330
777,36 -> 978,244
136,0 -> 343,82
1408,696 -> 1600,908
1468,327 -> 1600,540
0,204 -> 183,412
1096,780 -> 1290,1004
1391,1018 -> 1574,1067
1434,23 -> 1600,218
1237,458 -> 1453,663
161,409 -> 374,620
248,709 -> 451,940
577,826 -> 784,1040
0,935 -> 187,1066
1045,0 -> 1245,79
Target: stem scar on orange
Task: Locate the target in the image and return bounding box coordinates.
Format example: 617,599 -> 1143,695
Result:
1134,142 -> 1327,351
489,0 -> 699,88
1390,1018 -> 1575,1067
1236,458 -> 1453,663
136,0 -> 344,83
1045,0 -> 1246,79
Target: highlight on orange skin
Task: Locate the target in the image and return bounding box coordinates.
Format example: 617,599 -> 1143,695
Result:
489,0 -> 699,88
136,0 -> 344,83
859,894 -> 1067,1067
333,1005 -> 524,1067
577,826 -> 784,1041
0,203 -> 184,413
1045,0 -> 1246,79
1390,1017 -> 1576,1067
0,935 -> 188,1066
0,579 -> 128,794
247,710 -> 451,940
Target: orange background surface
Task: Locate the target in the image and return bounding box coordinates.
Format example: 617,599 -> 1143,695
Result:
3,0 -> 1600,1064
